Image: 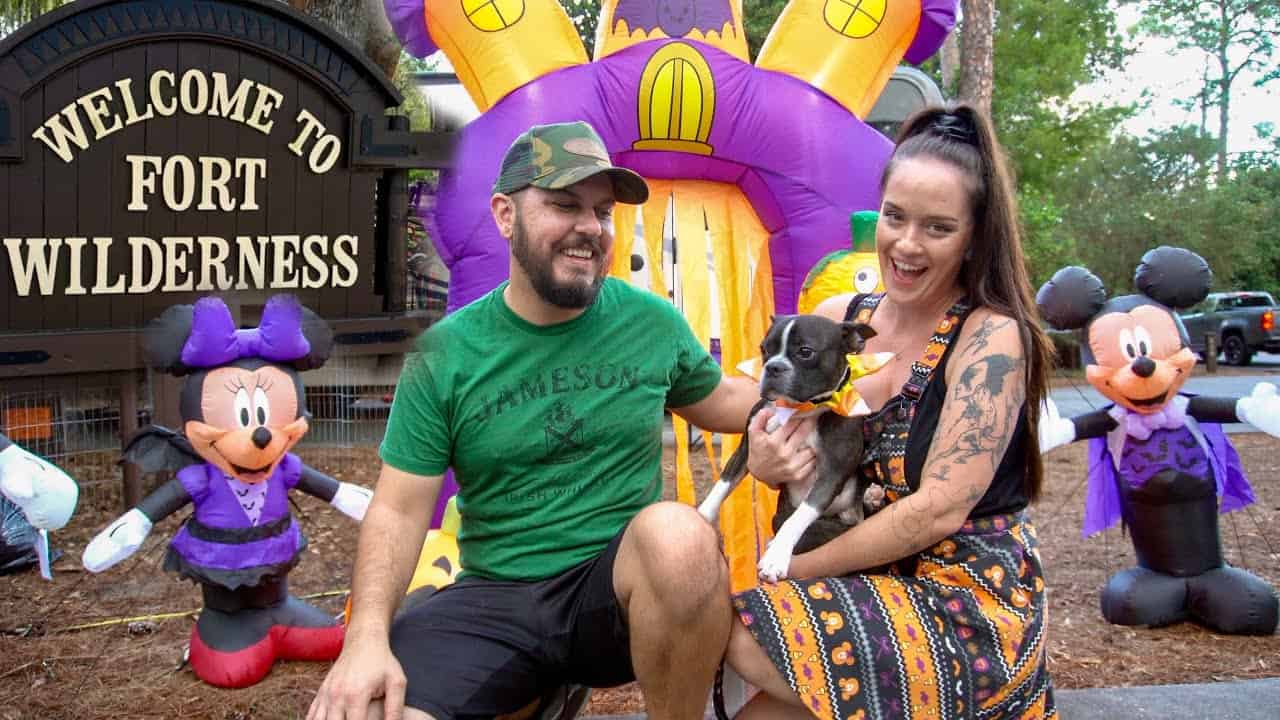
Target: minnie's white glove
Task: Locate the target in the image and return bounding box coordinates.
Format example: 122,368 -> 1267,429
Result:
331,482 -> 372,521
1236,383 -> 1280,438
82,508 -> 152,572
1038,397 -> 1076,454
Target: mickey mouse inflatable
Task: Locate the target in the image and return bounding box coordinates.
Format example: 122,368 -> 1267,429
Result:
1037,246 -> 1279,635
82,295 -> 372,687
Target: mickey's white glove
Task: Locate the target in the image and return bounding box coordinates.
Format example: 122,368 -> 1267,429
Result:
1236,383 -> 1280,437
82,508 -> 152,573
331,482 -> 372,522
0,443 -> 78,530
1038,397 -> 1076,454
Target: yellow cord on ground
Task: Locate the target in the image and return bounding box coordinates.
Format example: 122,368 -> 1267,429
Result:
47,589 -> 349,634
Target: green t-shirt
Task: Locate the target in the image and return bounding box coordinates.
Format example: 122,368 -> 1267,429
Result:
380,278 -> 722,581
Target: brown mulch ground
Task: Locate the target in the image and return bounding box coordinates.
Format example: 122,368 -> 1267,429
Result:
2,435 -> 1278,719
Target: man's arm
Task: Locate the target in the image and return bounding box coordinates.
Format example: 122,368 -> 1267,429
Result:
670,375 -> 759,433
309,464 -> 441,720
347,465 -> 442,640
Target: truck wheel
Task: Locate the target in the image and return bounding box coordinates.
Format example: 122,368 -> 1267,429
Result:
1223,335 -> 1252,366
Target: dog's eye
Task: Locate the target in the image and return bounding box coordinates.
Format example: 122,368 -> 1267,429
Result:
797,346 -> 815,360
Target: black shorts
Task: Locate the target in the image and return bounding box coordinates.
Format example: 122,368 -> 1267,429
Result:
389,526 -> 633,719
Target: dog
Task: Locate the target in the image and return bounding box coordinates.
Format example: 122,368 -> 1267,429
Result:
697,314 -> 889,582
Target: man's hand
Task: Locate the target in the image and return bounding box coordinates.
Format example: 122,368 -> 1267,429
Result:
308,635 -> 408,720
745,408 -> 817,490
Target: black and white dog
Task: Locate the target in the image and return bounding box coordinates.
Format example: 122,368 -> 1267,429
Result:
698,315 -> 887,582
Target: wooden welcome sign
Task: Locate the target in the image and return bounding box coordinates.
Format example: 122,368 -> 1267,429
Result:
0,0 -> 454,378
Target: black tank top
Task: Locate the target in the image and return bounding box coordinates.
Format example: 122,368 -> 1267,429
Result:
846,294 -> 1030,519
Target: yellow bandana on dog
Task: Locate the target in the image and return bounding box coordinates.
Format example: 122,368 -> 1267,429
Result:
736,352 -> 894,417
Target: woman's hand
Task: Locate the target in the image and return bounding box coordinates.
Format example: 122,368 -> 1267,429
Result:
746,408 -> 817,489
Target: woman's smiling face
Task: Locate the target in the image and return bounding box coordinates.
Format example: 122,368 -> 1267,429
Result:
876,156 -> 974,309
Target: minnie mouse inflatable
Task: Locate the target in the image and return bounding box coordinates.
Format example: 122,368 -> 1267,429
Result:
82,295 -> 372,687
1037,246 -> 1279,635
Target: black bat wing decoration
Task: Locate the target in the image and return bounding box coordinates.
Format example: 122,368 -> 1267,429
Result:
121,425 -> 203,473
613,0 -> 734,38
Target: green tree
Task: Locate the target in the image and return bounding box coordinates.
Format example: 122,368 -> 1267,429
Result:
1131,0 -> 1280,182
1056,125 -> 1280,298
560,0 -> 601,55
1,0 -> 67,36
742,0 -> 787,60
993,0 -> 1133,193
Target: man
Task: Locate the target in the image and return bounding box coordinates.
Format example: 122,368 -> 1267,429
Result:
308,121 -> 770,720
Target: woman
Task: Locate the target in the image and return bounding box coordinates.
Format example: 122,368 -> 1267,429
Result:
727,104 -> 1057,719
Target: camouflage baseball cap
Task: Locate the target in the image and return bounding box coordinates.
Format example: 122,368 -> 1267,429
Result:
492,121 -> 649,204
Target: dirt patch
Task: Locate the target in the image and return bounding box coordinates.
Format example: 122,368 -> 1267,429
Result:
3,438 -> 1278,719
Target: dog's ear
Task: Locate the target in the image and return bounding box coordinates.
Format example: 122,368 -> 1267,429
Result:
840,322 -> 876,351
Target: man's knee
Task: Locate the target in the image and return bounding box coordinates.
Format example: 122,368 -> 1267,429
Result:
368,698 -> 437,720
622,502 -> 728,599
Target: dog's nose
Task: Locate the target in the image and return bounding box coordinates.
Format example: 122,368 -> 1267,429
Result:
763,360 -> 787,377
251,427 -> 273,449
1131,356 -> 1156,378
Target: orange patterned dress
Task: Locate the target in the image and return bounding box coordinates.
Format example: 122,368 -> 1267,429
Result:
733,295 -> 1056,720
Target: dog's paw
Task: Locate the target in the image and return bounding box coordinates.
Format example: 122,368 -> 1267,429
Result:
757,546 -> 792,583
838,507 -> 863,524
863,484 -> 886,509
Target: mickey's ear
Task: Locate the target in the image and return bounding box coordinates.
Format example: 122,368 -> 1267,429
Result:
142,304 -> 195,376
295,305 -> 334,371
1135,246 -> 1212,309
1036,266 -> 1106,330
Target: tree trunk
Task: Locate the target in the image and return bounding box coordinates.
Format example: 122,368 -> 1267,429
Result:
940,31 -> 961,98
1215,19 -> 1230,184
958,0 -> 995,113
288,0 -> 401,79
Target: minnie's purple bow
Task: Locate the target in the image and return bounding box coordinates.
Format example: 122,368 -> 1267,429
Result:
180,296 -> 311,368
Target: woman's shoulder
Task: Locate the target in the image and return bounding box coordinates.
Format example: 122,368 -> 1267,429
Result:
952,306 -> 1025,361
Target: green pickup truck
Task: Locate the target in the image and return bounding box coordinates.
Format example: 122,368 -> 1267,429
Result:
1180,291 -> 1280,366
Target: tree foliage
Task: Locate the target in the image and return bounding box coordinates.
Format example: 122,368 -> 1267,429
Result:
1055,125 -> 1280,298
992,0 -> 1133,192
0,0 -> 67,36
561,0 -> 601,56
1130,0 -> 1280,181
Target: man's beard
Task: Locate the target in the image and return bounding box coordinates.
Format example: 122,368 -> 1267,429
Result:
511,213 -> 605,309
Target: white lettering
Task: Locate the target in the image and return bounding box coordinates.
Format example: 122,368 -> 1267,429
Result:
149,70 -> 177,117
91,236 -> 126,294
271,235 -> 301,288
161,155 -> 197,211
332,234 -> 358,287
3,238 -> 62,296
209,74 -> 253,122
178,69 -> 209,115
197,157 -> 234,211
115,78 -> 154,127
126,154 -> 163,211
235,235 -> 269,290
77,87 -> 123,141
245,85 -> 283,134
64,237 -> 88,295
161,237 -> 194,291
301,235 -> 329,288
195,236 -> 233,291
288,108 -> 342,173
236,158 -> 267,211
32,102 -> 90,163
127,236 -> 163,293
